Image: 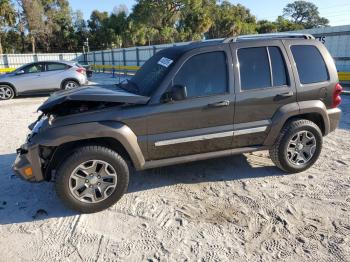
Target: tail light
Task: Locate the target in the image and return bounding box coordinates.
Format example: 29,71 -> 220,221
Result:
76,68 -> 86,75
332,83 -> 343,108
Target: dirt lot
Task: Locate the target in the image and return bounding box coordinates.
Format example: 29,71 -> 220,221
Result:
0,92 -> 349,261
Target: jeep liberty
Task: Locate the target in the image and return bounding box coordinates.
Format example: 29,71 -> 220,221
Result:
13,33 -> 342,213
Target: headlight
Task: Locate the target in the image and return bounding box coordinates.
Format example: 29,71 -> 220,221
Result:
32,117 -> 47,134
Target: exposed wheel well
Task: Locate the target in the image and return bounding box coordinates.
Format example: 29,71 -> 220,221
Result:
61,78 -> 80,89
0,82 -> 17,95
286,113 -> 325,135
43,137 -> 132,181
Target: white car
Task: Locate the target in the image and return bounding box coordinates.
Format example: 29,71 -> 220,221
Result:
0,61 -> 89,100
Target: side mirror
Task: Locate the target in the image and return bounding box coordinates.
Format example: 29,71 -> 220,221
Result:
15,70 -> 25,75
172,85 -> 187,101
161,85 -> 187,103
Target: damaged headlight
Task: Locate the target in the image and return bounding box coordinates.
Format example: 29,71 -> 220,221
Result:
32,117 -> 47,134
28,116 -> 48,141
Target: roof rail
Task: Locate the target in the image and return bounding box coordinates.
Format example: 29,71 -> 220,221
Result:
223,33 -> 315,43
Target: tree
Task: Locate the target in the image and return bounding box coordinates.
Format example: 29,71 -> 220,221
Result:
179,0 -> 215,40
113,4 -> 128,16
88,10 -> 124,49
257,20 -> 277,34
132,0 -> 185,31
283,1 -> 329,29
42,0 -> 74,52
208,1 -> 257,38
0,0 -> 333,53
0,0 -> 16,54
71,10 -> 89,51
275,16 -> 304,31
20,0 -> 46,53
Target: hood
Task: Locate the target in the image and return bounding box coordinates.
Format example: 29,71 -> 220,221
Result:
38,85 -> 150,113
0,73 -> 12,79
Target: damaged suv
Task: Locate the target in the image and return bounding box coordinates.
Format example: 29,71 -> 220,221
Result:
13,33 -> 342,213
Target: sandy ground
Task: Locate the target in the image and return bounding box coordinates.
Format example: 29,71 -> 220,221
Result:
0,79 -> 349,261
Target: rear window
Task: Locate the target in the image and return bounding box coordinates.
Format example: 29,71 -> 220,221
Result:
47,63 -> 68,71
291,45 -> 329,84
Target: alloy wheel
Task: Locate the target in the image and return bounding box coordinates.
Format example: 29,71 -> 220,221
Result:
286,131 -> 317,166
0,86 -> 14,100
65,81 -> 78,89
69,160 -> 118,203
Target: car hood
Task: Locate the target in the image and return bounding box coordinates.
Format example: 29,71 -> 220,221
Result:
38,85 -> 150,113
0,73 -> 12,79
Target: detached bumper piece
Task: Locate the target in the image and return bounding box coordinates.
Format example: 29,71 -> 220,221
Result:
13,145 -> 45,182
327,108 -> 342,133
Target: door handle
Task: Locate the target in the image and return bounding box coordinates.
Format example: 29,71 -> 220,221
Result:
207,100 -> 230,108
275,91 -> 294,98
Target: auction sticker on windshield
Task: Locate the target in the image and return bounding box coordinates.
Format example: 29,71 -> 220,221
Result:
158,57 -> 174,68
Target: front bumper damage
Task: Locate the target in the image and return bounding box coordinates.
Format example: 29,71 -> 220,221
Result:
13,142 -> 45,183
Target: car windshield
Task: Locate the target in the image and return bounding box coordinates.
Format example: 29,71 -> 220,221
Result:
130,48 -> 182,96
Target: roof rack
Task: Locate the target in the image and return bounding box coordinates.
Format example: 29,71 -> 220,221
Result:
223,33 -> 315,43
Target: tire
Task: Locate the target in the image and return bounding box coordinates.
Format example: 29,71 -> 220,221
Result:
269,119 -> 323,173
55,146 -> 129,213
0,85 -> 15,100
62,80 -> 80,90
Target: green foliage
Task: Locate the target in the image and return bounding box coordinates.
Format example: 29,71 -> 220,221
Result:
0,0 -> 16,53
0,0 -> 331,54
207,1 -> 257,38
283,1 -> 329,29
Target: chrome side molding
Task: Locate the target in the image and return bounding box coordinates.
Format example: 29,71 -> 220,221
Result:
155,126 -> 268,147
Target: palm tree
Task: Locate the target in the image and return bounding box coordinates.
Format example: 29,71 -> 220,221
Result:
0,0 -> 16,54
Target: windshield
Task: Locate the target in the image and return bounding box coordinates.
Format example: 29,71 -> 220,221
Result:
130,48 -> 182,96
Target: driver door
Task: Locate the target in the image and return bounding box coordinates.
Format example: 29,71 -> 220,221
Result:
146,47 -> 235,160
11,63 -> 45,93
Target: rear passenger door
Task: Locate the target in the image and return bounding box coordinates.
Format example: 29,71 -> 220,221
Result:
230,40 -> 296,148
41,62 -> 70,90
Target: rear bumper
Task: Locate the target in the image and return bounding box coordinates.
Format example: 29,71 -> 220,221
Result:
12,144 -> 45,183
77,74 -> 89,85
327,108 -> 341,133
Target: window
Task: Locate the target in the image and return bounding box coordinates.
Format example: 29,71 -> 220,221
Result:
47,63 -> 68,71
269,47 -> 288,86
238,46 -> 289,91
174,52 -> 228,98
132,49 -> 182,96
23,63 -> 44,74
291,45 -> 329,84
238,47 -> 271,90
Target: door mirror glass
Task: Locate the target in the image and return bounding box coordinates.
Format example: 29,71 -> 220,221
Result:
171,85 -> 187,101
15,70 -> 25,75
161,85 -> 187,103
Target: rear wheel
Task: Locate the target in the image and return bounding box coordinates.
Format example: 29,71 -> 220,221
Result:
0,85 -> 15,100
55,146 -> 129,213
63,80 -> 79,90
269,119 -> 323,173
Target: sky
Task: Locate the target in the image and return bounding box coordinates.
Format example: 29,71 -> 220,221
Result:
69,0 -> 350,26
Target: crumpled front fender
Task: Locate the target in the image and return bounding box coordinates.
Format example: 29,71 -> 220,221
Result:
33,121 -> 146,170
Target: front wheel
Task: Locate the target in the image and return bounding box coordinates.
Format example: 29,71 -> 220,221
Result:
0,85 -> 15,100
269,119 -> 323,173
55,146 -> 129,213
